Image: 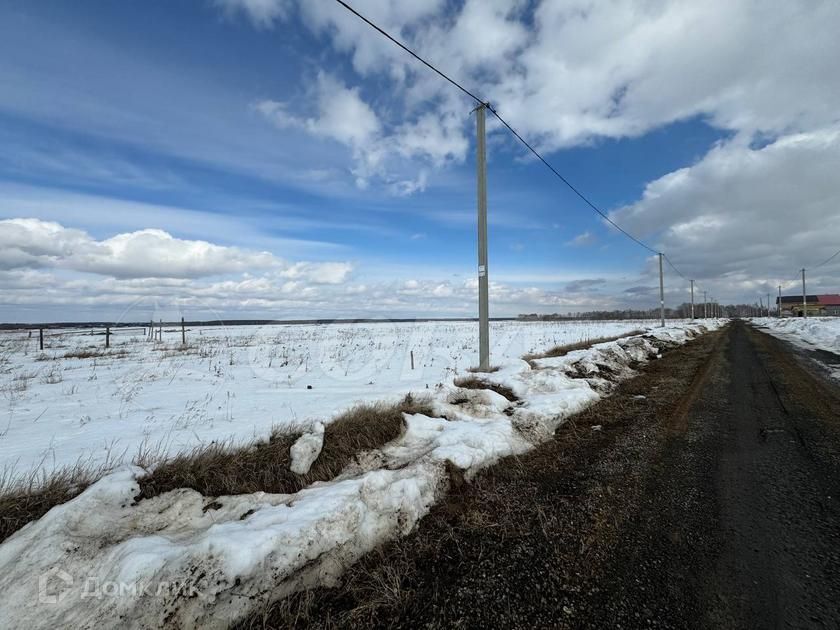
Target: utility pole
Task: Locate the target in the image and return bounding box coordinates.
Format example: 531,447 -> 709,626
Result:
802,268 -> 807,318
475,103 -> 490,370
690,279 -> 695,320
704,291 -> 708,319
767,293 -> 770,318
658,253 -> 665,327
778,285 -> 782,317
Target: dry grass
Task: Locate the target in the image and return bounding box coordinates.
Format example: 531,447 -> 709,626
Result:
523,329 -> 646,364
453,375 -> 519,402
0,394 -> 432,543
138,395 -> 430,498
0,464 -> 100,543
137,393 -> 430,500
62,348 -> 129,360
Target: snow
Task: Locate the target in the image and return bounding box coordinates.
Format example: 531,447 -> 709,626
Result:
0,319 -> 655,476
0,319 -> 725,628
0,463 -> 442,629
289,422 -> 324,474
754,317 -> 840,354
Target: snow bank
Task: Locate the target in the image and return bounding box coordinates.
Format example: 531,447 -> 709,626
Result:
0,320 -> 724,629
755,317 -> 840,354
0,463 -> 442,629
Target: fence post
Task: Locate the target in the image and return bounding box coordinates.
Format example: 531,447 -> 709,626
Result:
181,317 -> 186,345
105,325 -> 110,349
410,350 -> 414,370
39,328 -> 44,351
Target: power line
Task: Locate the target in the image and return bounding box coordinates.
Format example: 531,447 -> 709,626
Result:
488,108 -> 659,255
808,246 -> 840,271
333,0 -> 661,258
663,253 -> 688,280
333,0 -> 484,105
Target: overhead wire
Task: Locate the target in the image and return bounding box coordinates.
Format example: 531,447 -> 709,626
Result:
333,0 -> 786,307
333,0 -> 662,257
807,247 -> 840,271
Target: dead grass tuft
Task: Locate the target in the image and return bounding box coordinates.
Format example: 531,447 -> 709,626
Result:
62,348 -> 129,360
135,393 -> 431,501
0,394 -> 432,543
453,375 -> 519,402
0,465 -> 99,543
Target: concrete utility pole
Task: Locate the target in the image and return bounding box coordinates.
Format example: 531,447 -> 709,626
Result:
658,253 -> 665,327
475,103 -> 490,370
802,268 -> 807,318
704,291 -> 708,319
778,285 -> 782,317
690,279 -> 695,320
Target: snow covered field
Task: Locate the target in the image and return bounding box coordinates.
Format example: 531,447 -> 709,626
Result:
754,317 -> 840,355
0,319 -> 654,476
0,320 -> 724,628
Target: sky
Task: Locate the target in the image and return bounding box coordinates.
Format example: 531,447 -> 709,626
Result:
1,0 -> 839,323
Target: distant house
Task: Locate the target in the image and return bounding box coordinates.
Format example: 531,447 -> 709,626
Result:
776,294 -> 840,316
819,294 -> 840,316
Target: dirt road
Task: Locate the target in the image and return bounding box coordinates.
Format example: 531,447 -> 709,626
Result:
246,321 -> 840,629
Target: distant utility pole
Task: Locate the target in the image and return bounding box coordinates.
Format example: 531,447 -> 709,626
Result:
658,253 -> 665,327
475,103 -> 490,370
767,293 -> 770,318
690,279 -> 695,320
802,268 -> 807,319
778,285 -> 782,318
704,291 -> 708,319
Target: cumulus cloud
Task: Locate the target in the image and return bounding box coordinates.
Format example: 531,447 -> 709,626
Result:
0,218 -> 352,283
240,1 -> 840,151
236,0 -> 840,290
610,125 -> 840,295
256,71 -> 463,192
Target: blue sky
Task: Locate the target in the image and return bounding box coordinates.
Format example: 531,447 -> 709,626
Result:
1,0 -> 838,322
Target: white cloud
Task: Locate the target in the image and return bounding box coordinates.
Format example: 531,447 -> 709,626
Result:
0,218 -> 352,283
0,217 -> 674,319
258,73 -> 381,148
609,125 -> 840,297
566,231 -> 597,247
215,0 -> 292,28
256,72 -> 463,191
242,1 -> 840,153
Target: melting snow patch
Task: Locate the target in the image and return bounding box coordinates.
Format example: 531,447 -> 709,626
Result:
0,463 -> 443,629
